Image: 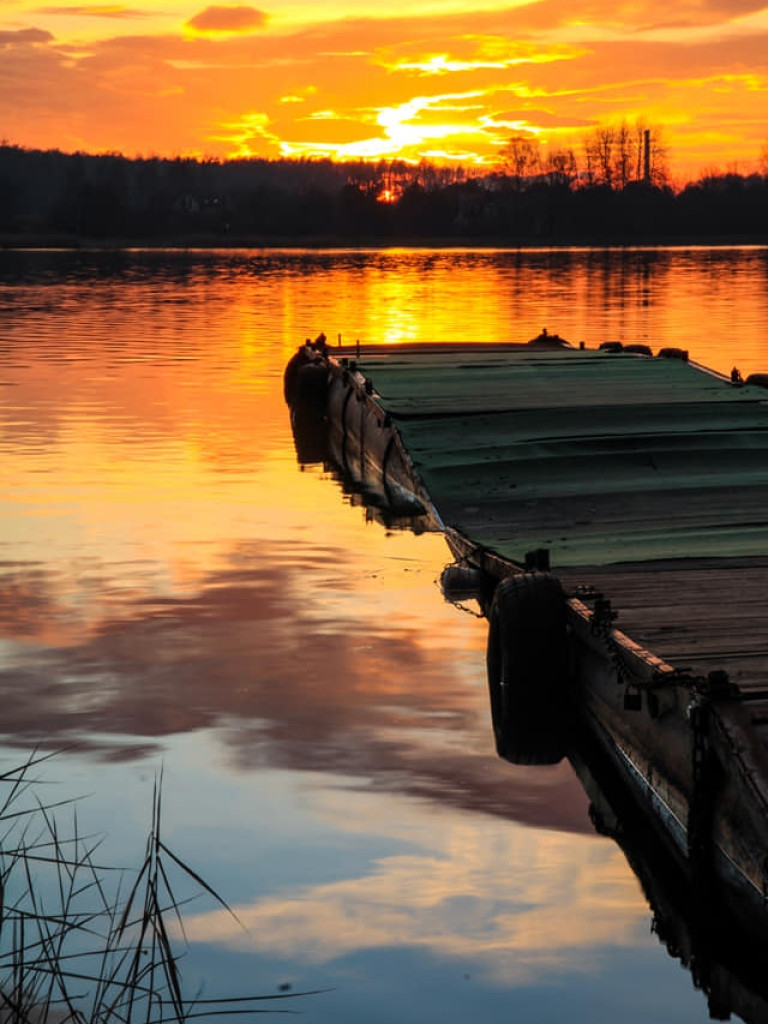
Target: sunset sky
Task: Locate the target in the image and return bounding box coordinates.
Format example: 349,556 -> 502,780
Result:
2,0 -> 768,181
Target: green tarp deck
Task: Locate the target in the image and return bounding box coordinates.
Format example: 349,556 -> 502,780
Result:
355,346 -> 768,570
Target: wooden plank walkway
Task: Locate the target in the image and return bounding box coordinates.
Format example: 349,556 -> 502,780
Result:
557,560 -> 768,691
352,344 -> 768,690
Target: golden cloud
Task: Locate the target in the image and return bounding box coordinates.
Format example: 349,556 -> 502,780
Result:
176,812 -> 647,978
377,39 -> 587,76
210,109 -> 282,157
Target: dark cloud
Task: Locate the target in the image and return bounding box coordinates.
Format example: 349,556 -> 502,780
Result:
185,5 -> 267,33
0,27 -> 54,46
700,0 -> 768,14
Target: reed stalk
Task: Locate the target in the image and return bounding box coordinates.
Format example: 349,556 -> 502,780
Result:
0,753 -> 313,1023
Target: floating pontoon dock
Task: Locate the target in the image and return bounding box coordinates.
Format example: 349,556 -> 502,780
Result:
324,342 -> 768,693
285,336 -> 768,949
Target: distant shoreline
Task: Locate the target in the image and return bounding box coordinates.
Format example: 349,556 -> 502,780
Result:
2,231 -> 768,251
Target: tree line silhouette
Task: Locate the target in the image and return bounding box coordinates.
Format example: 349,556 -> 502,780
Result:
1,131 -> 767,244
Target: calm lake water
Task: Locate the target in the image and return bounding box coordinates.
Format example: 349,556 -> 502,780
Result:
1,246 -> 768,1022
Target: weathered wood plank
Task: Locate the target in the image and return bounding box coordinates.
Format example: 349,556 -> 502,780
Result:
556,560 -> 768,688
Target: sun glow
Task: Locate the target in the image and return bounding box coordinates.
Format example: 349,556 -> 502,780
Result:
380,41 -> 587,76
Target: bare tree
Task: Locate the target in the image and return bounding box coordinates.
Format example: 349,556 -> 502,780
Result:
583,126 -> 614,187
498,136 -> 542,189
542,145 -> 578,186
614,121 -> 633,189
582,119 -> 668,189
596,126 -> 616,187
651,127 -> 669,186
346,161 -> 383,196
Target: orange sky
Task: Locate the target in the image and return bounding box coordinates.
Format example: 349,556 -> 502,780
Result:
2,0 -> 768,181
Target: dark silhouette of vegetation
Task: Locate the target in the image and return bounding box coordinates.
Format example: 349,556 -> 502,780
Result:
0,751 -> 320,1022
1,129 -> 767,245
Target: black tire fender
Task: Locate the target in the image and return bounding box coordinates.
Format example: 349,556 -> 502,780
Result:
657,347 -> 689,361
486,572 -> 569,764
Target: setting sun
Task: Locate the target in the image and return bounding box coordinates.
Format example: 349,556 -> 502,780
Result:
1,0 -> 767,179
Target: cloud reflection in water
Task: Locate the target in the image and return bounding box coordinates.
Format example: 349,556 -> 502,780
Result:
0,538 -> 588,833
177,788 -> 647,984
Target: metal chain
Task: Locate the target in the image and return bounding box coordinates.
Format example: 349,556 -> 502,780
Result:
686,694 -> 718,891
438,561 -> 489,619
588,596 -> 630,685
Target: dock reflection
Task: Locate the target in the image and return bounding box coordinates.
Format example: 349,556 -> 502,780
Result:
470,581 -> 768,1024
440,552 -> 768,1024
290,379 -> 438,533
563,735 -> 768,1024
